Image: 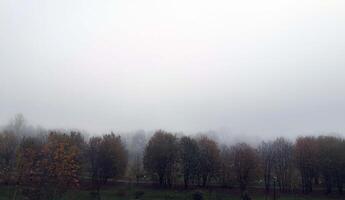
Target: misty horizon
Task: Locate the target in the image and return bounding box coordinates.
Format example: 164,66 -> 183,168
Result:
1,114 -> 343,147
1,0 -> 345,139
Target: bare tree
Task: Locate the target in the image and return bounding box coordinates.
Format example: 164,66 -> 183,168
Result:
258,141 -> 274,194
230,143 -> 258,200
272,137 -> 294,192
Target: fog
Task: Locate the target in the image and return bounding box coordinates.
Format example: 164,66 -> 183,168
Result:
1,0 -> 345,139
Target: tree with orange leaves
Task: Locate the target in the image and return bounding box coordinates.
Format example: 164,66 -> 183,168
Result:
14,132 -> 82,200
44,132 -> 81,197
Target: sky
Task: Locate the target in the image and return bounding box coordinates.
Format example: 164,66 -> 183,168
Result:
1,0 -> 345,138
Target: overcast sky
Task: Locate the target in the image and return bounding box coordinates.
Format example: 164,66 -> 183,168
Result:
1,0 -> 345,138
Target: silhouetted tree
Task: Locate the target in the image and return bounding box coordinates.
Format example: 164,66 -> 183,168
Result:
230,143 -> 258,200
197,136 -> 220,187
219,145 -> 233,187
317,136 -> 345,194
258,141 -> 274,193
272,137 -> 294,192
0,131 -> 18,185
88,133 -> 128,197
294,136 -> 318,193
179,136 -> 199,188
143,130 -> 178,187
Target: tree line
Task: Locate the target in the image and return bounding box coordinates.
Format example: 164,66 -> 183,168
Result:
141,131 -> 345,199
0,116 -> 345,200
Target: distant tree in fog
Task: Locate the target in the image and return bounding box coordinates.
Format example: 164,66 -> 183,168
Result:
128,131 -> 147,183
5,113 -> 26,135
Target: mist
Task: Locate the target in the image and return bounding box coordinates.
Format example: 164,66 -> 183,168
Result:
1,0 -> 345,139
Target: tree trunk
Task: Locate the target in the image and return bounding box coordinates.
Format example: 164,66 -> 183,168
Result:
184,175 -> 189,189
202,175 -> 207,187
159,174 -> 164,186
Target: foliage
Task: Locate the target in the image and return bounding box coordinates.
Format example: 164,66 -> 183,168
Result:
88,133 -> 128,193
143,130 -> 178,187
0,131 -> 18,184
2,115 -> 345,198
14,132 -> 82,200
179,136 -> 200,188
197,136 -> 220,187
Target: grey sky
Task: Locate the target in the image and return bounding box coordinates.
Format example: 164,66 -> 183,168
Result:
1,0 -> 345,138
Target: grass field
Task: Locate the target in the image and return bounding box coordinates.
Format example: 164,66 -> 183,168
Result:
0,185 -> 342,200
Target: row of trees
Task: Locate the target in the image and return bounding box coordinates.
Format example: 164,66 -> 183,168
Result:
142,130 -> 345,198
0,130 -> 127,200
0,116 -> 344,199
142,130 -> 257,199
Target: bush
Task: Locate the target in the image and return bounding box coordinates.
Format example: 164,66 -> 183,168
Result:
134,190 -> 145,199
241,191 -> 251,200
116,189 -> 127,197
89,191 -> 100,199
192,191 -> 203,200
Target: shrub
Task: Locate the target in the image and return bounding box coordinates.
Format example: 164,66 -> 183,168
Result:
192,191 -> 203,200
134,190 -> 145,199
116,189 -> 127,197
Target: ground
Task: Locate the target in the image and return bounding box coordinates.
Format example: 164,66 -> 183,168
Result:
0,185 -> 342,200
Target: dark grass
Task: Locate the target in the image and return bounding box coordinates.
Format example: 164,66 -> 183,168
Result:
0,185 -> 343,200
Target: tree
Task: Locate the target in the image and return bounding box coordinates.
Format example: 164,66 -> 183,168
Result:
14,136 -> 46,200
294,136 -> 318,193
258,141 -> 274,194
317,136 -> 345,194
88,136 -> 102,194
272,137 -> 294,192
197,136 -> 220,187
143,130 -> 178,187
14,132 -> 82,200
9,114 -> 26,135
335,139 -> 345,194
179,136 -> 199,188
0,131 -> 18,185
88,133 -> 128,197
128,131 -> 147,183
43,132 -> 81,198
219,145 -> 233,187
230,143 -> 258,200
